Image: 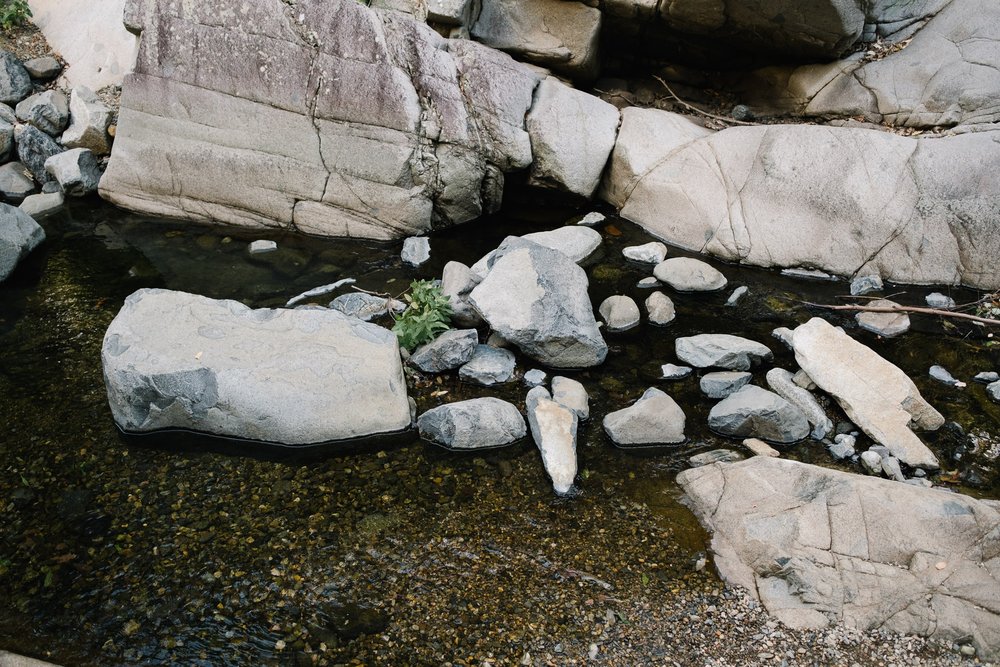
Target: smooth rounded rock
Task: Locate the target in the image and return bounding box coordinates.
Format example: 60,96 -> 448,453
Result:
653,257 -> 727,292
418,398 -> 526,450
598,295 -> 640,332
622,241 -> 667,264
856,299 -> 910,337
645,291 -> 675,325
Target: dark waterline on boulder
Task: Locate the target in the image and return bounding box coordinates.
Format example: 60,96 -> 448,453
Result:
1,197 -> 998,665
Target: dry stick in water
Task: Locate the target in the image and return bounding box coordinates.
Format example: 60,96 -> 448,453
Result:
652,75 -> 756,126
801,301 -> 1000,327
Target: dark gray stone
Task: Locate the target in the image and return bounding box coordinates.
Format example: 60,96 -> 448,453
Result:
418,397 -> 526,449
708,385 -> 810,444
23,56 -> 62,80
0,202 -> 45,281
409,328 -> 478,373
0,51 -> 31,105
15,125 -> 62,184
15,90 -> 70,136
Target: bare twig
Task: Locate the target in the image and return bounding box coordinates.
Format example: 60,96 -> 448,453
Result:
652,75 -> 755,126
800,301 -> 1000,327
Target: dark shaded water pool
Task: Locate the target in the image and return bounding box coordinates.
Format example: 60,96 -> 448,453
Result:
1,198 -> 997,665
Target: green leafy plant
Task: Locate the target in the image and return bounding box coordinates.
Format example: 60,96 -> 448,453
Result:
392,279 -> 452,351
0,0 -> 31,33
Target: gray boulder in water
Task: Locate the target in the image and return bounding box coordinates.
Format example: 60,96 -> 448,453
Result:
101,289 -> 412,444
0,203 -> 45,281
418,397 -> 526,449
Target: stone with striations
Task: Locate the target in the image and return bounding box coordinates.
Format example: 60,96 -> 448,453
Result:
15,125 -> 61,184
0,203 -> 45,281
419,397 -> 526,449
101,289 -> 412,444
603,387 -> 686,446
469,238 -> 607,368
599,295 -> 640,332
676,333 -> 772,371
708,385 -> 810,444
677,457 -> 1000,661
653,257 -> 727,292
409,328 -> 478,373
458,344 -> 516,386
791,317 -> 942,469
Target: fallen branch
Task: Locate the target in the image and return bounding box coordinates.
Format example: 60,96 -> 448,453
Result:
801,301 -> 1000,327
652,75 -> 755,126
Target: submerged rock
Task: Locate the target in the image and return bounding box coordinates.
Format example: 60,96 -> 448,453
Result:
0,203 -> 45,281
791,317 -> 942,469
469,238 -> 607,368
708,385 -> 810,444
19,191 -> 63,219
101,289 -> 412,444
689,449 -> 743,467
676,334 -> 772,371
928,365 -> 962,387
925,292 -> 956,309
855,299 -> 910,337
526,386 -> 578,496
603,387 -> 686,446
418,397 -> 526,449
677,457 -> 1000,661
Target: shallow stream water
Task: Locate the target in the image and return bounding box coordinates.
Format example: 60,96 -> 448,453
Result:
1,198 -> 998,665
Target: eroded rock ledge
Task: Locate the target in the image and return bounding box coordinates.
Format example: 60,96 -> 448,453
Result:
678,456 -> 1000,661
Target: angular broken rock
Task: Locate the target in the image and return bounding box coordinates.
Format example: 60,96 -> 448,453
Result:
15,90 -> 70,136
677,457 -> 1000,662
603,387 -> 686,446
409,328 -> 478,373
441,260 -> 483,327
675,333 -> 772,371
708,385 -> 810,444
469,238 -> 607,368
101,289 -> 412,444
765,367 -> 833,440
418,397 -> 526,449
699,371 -> 752,399
791,317 -> 942,469
526,386 -> 578,496
45,148 -> 103,196
0,203 -> 45,282
61,86 -> 113,155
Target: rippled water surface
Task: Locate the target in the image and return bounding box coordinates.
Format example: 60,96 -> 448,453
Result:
1,198 -> 998,665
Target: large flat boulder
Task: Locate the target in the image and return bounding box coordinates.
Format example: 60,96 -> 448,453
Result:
791,317 -> 942,469
101,0 -> 543,239
101,289 -> 412,444
469,238 -> 607,368
677,457 -> 1000,661
744,0 -> 1000,128
601,107 -> 1000,289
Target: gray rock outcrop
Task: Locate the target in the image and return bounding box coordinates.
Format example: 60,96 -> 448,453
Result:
676,333 -> 772,371
708,385 -> 811,444
791,317 -> 942,468
101,289 -> 412,444
602,108 -> 1000,289
603,387 -> 686,446
469,238 -> 607,368
521,225 -> 603,263
678,457 -> 1000,661
418,397 -> 527,449
102,0 -> 545,239
0,203 -> 45,281
525,77 -> 620,198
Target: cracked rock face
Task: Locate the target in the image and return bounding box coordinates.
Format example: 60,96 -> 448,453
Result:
101,289 -> 412,444
101,0 -> 543,239
677,457 -> 1000,661
602,107 -> 1000,289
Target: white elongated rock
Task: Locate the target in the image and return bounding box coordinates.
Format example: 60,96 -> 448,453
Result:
101,289 -> 412,444
0,203 -> 45,281
469,238 -> 607,368
526,387 -> 578,496
678,457 -> 1000,661
418,397 -> 526,449
676,334 -> 772,371
791,317 -> 942,469
765,367 -> 833,440
603,387 -> 686,446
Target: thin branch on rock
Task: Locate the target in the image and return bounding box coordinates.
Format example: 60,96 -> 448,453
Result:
800,301 -> 1000,327
652,76 -> 756,126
